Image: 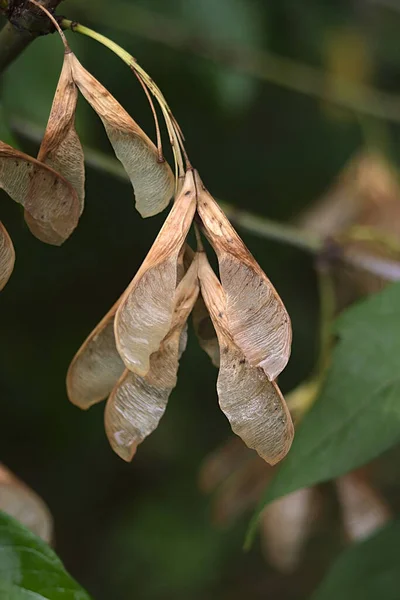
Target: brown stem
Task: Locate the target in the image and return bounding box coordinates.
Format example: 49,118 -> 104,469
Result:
0,0 -> 65,72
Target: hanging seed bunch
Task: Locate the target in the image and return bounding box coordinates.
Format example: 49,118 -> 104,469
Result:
1,3 -> 294,465
68,167 -> 293,464
0,2 -> 174,282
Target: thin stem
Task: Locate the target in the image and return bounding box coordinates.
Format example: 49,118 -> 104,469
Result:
28,0 -> 68,50
343,249 -> 400,281
63,19 -> 133,64
134,71 -> 163,161
339,225 -> 400,255
83,3 -> 400,126
220,202 -> 322,253
10,115 -> 400,282
61,18 -> 186,177
0,0 -> 65,72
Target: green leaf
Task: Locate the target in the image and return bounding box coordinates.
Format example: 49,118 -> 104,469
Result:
311,519 -> 400,600
0,511 -> 91,600
246,282 -> 400,547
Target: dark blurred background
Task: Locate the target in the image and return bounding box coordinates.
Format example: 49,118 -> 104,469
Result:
1,0 -> 400,598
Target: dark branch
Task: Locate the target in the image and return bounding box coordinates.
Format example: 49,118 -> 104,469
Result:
0,0 -> 65,72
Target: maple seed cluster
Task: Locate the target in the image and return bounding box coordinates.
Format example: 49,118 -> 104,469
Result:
0,5 -> 294,466
67,169 -> 294,464
0,29 -> 173,284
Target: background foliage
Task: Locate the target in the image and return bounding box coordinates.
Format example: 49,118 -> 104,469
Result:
1,0 -> 400,598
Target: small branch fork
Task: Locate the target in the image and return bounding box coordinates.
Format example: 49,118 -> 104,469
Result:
0,0 -> 64,71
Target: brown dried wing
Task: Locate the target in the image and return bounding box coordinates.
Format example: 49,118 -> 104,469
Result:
0,141 -> 80,244
217,344 -> 293,465
335,471 -> 391,542
25,53 -> 85,244
105,256 -> 199,461
67,299 -> 125,409
212,456 -> 272,526
115,170 -> 196,375
198,253 -> 293,465
198,437 -> 254,494
0,464 -> 53,543
70,53 -> 174,218
0,221 -> 15,290
261,488 -> 318,572
195,170 -> 291,381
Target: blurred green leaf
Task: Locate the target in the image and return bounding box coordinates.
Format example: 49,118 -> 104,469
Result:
311,519 -> 400,600
0,511 -> 91,599
247,282 -> 400,545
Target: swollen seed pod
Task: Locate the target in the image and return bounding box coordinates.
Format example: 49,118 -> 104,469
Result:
66,299 -> 125,409
105,255 -> 200,461
195,170 -> 291,381
198,252 -> 294,465
0,141 -> 80,244
69,53 -> 174,218
115,170 -> 197,375
26,51 -> 85,245
0,221 -> 15,290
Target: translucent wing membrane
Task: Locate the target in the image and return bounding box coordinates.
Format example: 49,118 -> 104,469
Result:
105,256 -> 199,460
0,221 -> 15,290
70,54 -> 174,218
0,141 -> 80,244
0,464 -> 53,543
195,170 -> 291,381
26,52 -> 85,244
198,253 -> 293,465
66,299 -> 125,409
115,170 -> 197,375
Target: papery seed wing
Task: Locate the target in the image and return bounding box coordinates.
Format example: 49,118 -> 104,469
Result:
195,170 -> 291,380
0,141 -> 80,244
104,347 -> 177,462
0,221 -> 15,290
212,457 -> 271,526
0,464 -> 53,543
25,53 -> 85,244
261,488 -> 318,572
70,54 -> 174,218
335,471 -> 391,542
115,170 -> 196,375
38,53 -> 85,209
217,344 -> 294,465
105,257 -> 199,460
198,253 -> 294,465
67,299 -> 125,409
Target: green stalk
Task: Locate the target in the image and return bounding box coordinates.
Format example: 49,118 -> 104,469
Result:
61,19 -> 186,177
